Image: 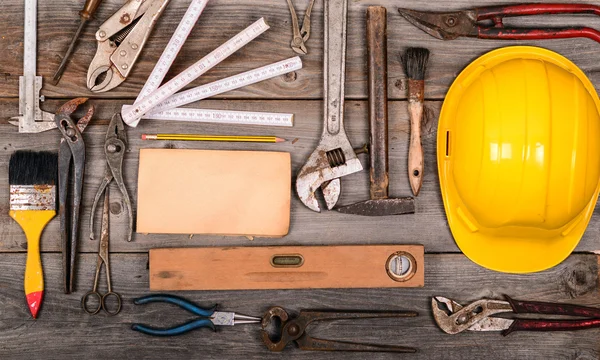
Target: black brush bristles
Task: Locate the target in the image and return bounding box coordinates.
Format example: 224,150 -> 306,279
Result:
9,150 -> 58,186
402,47 -> 430,80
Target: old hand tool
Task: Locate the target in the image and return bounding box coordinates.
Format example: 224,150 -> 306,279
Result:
296,0 -> 362,212
52,0 -> 104,84
433,296 -> 600,336
262,306 -> 418,352
82,188 -> 122,315
286,0 -> 316,54
131,294 -> 262,336
401,47 -> 429,196
56,98 -> 94,294
399,4 -> 600,43
89,113 -> 133,242
87,0 -> 171,92
337,7 -> 414,216
9,151 -> 58,318
9,0 -> 56,133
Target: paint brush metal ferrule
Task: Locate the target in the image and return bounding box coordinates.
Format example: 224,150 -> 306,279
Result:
407,79 -> 424,103
10,185 -> 57,211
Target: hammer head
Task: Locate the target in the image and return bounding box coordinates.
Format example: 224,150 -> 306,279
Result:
336,197 -> 415,216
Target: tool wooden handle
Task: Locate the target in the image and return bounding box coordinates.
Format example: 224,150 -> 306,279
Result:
80,0 -> 103,20
9,210 -> 55,319
408,97 -> 423,196
366,6 -> 388,200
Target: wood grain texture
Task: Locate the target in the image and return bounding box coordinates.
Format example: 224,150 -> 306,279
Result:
0,0 -> 599,358
0,253 -> 597,359
149,245 -> 424,290
1,0 -> 600,100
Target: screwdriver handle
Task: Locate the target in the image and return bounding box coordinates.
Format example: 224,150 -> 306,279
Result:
80,0 -> 103,20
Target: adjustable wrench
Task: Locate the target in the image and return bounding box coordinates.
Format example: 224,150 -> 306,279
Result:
295,0 -> 362,212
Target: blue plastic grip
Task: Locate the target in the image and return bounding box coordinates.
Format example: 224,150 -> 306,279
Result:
133,294 -> 217,317
132,318 -> 216,336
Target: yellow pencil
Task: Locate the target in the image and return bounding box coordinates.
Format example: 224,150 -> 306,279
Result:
141,134 -> 286,143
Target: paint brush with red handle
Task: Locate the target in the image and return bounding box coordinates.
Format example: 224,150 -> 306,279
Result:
9,150 -> 58,318
402,47 -> 429,196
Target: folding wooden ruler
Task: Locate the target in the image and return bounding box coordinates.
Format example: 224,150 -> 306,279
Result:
122,0 -> 297,127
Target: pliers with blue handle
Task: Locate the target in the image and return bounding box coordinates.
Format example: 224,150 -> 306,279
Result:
131,294 -> 262,336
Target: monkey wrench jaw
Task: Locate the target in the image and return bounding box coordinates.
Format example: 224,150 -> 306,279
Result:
296,140 -> 362,212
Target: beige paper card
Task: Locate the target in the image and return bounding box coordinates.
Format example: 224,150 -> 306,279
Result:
137,149 -> 290,237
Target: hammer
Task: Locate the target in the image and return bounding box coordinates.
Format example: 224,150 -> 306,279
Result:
337,6 -> 415,216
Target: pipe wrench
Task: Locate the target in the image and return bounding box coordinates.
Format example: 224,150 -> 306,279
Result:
87,0 -> 171,92
295,0 -> 362,212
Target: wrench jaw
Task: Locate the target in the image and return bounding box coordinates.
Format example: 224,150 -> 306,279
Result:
296,143 -> 363,212
87,41 -> 124,92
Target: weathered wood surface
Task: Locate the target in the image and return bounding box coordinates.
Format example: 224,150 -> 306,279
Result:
0,0 -> 599,358
0,253 -> 597,359
1,0 -> 600,100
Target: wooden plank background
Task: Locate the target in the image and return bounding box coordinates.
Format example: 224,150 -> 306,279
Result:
0,0 -> 599,358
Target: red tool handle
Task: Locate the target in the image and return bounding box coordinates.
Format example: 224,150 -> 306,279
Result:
503,318 -> 600,336
477,3 -> 600,19
506,296 -> 600,318
478,27 -> 600,44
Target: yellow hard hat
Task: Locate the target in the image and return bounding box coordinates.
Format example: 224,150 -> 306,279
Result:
438,46 -> 600,273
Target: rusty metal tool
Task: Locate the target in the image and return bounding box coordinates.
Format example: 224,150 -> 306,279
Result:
262,306 -> 418,352
398,4 -> 600,43
52,0 -> 104,84
336,6 -> 414,216
286,0 -> 316,54
89,113 -> 133,243
131,294 -> 261,336
8,0 -> 56,133
56,98 -> 94,294
296,0 -> 362,212
433,296 -> 600,336
82,188 -> 122,315
87,0 -> 171,92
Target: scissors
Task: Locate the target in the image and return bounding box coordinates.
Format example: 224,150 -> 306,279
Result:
81,188 -> 121,315
55,98 -> 94,294
286,0 -> 316,54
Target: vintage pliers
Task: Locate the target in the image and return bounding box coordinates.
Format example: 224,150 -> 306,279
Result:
131,294 -> 261,336
55,98 -> 94,294
87,0 -> 171,92
261,306 -> 418,352
433,296 -> 600,336
286,0 -> 316,54
398,3 -> 600,44
89,113 -> 133,242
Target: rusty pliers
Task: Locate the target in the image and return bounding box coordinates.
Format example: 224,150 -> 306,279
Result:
286,0 -> 316,54
399,3 -> 600,43
56,98 -> 94,294
433,296 -> 600,336
261,306 -> 418,352
90,113 -> 133,243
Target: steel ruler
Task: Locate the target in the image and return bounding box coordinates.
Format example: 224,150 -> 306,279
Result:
9,0 -> 55,133
122,17 -> 271,127
122,56 -> 302,126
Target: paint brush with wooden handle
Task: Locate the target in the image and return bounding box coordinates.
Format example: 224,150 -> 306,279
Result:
402,47 -> 429,196
9,150 -> 58,318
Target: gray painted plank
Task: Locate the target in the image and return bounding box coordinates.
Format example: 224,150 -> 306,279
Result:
0,253 -> 597,359
1,98 -> 599,253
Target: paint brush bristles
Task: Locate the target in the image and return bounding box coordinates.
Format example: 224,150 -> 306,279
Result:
9,151 -> 58,211
401,47 -> 430,81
